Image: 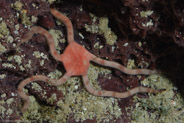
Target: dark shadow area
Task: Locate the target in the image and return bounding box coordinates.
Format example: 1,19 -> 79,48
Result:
156,45 -> 184,94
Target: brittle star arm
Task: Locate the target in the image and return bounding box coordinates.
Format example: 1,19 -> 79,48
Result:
82,74 -> 160,98
91,57 -> 157,75
50,8 -> 74,44
18,73 -> 70,112
18,26 -> 61,61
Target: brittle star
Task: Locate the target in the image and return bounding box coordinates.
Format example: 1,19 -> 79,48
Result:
18,8 -> 162,112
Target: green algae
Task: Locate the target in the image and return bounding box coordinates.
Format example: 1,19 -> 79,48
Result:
20,64 -> 122,123
21,96 -> 42,122
99,17 -> 117,45
127,59 -> 136,69
46,0 -> 57,4
0,42 -> 7,54
94,42 -> 104,49
13,1 -> 23,11
13,1 -> 32,26
140,10 -> 153,18
0,20 -> 11,54
131,74 -> 184,123
85,13 -> 117,46
0,21 -> 10,38
49,29 -> 66,53
20,10 -> 32,26
0,94 -> 17,120
33,51 -> 48,66
47,69 -> 62,79
0,74 -> 6,79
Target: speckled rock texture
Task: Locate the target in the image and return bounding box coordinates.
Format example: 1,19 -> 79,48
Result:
0,0 -> 184,122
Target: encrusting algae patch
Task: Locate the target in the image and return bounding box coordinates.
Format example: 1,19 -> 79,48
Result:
0,19 -> 10,54
131,74 -> 184,123
20,69 -> 184,122
20,64 -> 122,123
85,13 -> 117,46
49,29 -> 66,53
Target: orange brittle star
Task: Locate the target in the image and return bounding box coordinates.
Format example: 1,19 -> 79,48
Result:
18,8 -> 162,112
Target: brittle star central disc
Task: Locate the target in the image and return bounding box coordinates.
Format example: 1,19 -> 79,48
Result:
61,42 -> 92,76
